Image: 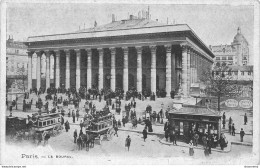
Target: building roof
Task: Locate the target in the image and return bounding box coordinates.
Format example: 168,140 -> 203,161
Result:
26,16 -> 215,58
76,18 -> 165,33
169,105 -> 221,117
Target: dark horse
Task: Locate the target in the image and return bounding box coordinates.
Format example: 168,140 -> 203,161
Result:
80,133 -> 95,151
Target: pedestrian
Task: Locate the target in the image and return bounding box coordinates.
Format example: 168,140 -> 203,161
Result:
193,132 -> 199,147
240,128 -> 245,142
204,146 -> 209,157
228,123 -> 232,135
231,123 -> 236,136
65,120 -> 70,132
202,134 -> 207,148
80,120 -> 84,131
207,136 -> 212,154
222,112 -> 226,129
73,129 -> 77,143
125,135 -> 131,151
122,116 -> 125,127
172,130 -> 177,145
244,113 -> 248,125
219,133 -> 226,150
229,117 -> 232,125
165,128 -> 169,142
76,109 -> 79,121
142,127 -> 147,142
72,110 -> 76,123
114,125 -> 118,137
189,140 -> 194,156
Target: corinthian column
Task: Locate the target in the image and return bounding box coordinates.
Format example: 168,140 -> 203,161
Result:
27,51 -> 33,91
165,45 -> 172,97
65,50 -> 70,89
150,45 -> 157,95
122,47 -> 129,93
55,50 -> 60,88
187,48 -> 191,96
136,46 -> 142,93
181,45 -> 188,97
86,49 -> 92,89
36,51 -> 42,90
110,47 -> 116,91
75,49 -> 81,90
45,51 -> 51,89
98,48 -> 104,90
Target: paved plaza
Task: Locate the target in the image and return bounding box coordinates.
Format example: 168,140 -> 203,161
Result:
5,92 -> 254,165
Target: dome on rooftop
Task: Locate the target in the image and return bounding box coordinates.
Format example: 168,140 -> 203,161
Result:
233,27 -> 247,43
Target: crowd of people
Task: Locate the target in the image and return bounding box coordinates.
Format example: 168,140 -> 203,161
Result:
6,84 -> 250,156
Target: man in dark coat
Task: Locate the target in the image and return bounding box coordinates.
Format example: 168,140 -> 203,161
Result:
114,125 -> 118,137
142,128 -> 148,142
65,120 -> 70,132
231,123 -> 236,136
125,135 -> 131,151
122,116 -> 125,127
73,129 -> 77,143
76,109 -> 79,121
244,113 -> 248,125
222,112 -> 226,129
172,130 -> 177,145
72,110 -> 76,123
240,128 -> 245,142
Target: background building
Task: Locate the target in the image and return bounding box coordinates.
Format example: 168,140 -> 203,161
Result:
25,14 -> 215,98
210,27 -> 249,67
210,27 -> 253,98
6,36 -> 28,91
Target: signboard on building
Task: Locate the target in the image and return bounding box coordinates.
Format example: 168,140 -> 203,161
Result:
220,97 -> 253,109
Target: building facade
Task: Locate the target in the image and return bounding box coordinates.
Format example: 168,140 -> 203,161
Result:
6,36 -> 28,90
25,15 -> 214,97
210,27 -> 249,67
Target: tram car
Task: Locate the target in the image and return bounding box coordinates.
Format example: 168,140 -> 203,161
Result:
31,112 -> 62,133
84,109 -> 115,142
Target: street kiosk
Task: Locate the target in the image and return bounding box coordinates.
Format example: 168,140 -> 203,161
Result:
168,104 -> 221,143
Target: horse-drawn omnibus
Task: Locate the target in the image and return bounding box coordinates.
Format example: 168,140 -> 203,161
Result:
31,112 -> 63,135
6,111 -> 63,142
84,108 -> 115,143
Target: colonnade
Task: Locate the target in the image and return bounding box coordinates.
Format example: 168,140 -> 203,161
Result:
27,44 -> 213,97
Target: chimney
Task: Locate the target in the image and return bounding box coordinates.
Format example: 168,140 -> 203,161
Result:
112,14 -> 115,22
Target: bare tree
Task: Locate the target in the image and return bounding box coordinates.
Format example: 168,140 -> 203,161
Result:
16,66 -> 27,92
200,65 -> 242,111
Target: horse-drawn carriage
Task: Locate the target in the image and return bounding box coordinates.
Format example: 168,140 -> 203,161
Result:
31,112 -> 63,135
83,108 -> 115,142
6,112 -> 63,143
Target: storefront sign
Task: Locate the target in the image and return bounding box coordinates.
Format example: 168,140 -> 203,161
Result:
225,99 -> 238,108
239,100 -> 253,108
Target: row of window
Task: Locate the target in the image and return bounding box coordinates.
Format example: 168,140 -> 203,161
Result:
215,71 -> 252,76
216,56 -> 233,60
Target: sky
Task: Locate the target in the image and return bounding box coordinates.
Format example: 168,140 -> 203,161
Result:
6,2 -> 254,64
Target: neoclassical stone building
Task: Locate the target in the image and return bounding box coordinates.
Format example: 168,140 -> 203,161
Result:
25,15 -> 214,97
